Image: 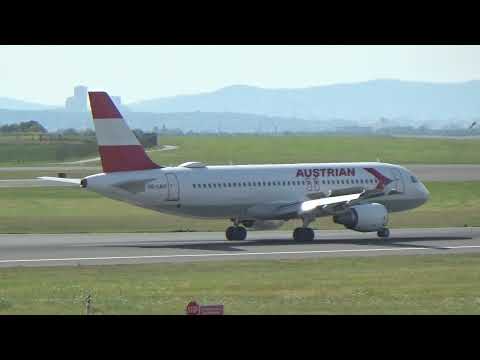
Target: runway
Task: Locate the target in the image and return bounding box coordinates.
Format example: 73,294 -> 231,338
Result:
404,164 -> 480,182
0,227 -> 479,267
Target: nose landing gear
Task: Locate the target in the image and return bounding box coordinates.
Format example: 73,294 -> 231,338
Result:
377,228 -> 390,238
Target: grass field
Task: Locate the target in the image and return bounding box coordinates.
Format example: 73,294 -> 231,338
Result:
0,142 -> 98,165
152,135 -> 480,165
0,169 -> 97,180
1,254 -> 480,314
2,135 -> 480,166
1,181 -> 479,233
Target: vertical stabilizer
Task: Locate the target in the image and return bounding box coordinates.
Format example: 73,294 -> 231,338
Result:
88,92 -> 161,172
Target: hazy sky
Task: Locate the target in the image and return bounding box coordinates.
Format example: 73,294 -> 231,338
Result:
1,45 -> 479,105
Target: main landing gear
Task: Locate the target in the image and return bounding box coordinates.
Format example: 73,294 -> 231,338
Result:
293,227 -> 315,242
293,216 -> 315,242
226,226 -> 247,241
377,228 -> 390,238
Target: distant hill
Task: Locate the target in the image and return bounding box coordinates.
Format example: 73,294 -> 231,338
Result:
129,80 -> 480,125
0,109 -> 330,133
2,79 -> 480,131
0,97 -> 57,111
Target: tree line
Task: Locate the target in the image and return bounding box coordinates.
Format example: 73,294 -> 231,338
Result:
0,120 -> 47,133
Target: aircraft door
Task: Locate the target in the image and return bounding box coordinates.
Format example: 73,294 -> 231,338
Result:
165,173 -> 180,201
390,169 -> 405,193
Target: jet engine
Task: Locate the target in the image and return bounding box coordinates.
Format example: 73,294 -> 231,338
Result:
241,220 -> 285,230
333,203 -> 388,232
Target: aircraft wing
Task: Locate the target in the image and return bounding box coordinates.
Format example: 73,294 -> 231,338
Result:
271,189 -> 386,219
37,177 -> 82,185
298,193 -> 364,214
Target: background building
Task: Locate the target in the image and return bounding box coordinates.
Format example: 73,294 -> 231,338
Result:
65,86 -> 88,112
65,86 -> 122,112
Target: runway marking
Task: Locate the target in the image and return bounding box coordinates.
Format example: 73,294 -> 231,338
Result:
1,244 -> 480,264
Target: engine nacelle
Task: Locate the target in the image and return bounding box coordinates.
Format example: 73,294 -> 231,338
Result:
241,220 -> 285,230
333,203 -> 388,232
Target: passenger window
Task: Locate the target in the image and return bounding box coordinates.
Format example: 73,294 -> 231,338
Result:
243,182 -> 246,187
228,183 -> 231,187
411,176 -> 418,183
193,184 -> 196,188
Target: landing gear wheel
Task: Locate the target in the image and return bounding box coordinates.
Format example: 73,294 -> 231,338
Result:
377,228 -> 390,238
237,226 -> 247,240
226,226 -> 247,241
293,227 -> 315,242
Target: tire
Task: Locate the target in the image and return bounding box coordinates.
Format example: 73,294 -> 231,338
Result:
377,228 -> 390,238
293,228 -> 314,241
293,228 -> 301,241
226,226 -> 247,241
226,226 -> 237,241
304,228 -> 315,241
236,226 -> 247,241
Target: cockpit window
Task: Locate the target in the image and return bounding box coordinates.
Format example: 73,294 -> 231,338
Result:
411,176 -> 418,183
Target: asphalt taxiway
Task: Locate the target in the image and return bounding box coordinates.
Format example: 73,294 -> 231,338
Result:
0,227 -> 479,267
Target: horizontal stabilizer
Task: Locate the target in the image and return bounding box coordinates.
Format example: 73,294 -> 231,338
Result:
38,177 -> 81,185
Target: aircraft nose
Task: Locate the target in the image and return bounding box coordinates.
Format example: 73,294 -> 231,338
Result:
419,182 -> 430,203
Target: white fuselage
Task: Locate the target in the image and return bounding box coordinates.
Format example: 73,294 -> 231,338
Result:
84,162 -> 429,221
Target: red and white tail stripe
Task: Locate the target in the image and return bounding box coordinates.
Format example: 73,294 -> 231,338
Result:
88,92 -> 161,173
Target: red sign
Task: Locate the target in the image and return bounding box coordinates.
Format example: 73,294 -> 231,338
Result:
186,301 -> 200,315
199,304 -> 224,315
186,301 -> 224,315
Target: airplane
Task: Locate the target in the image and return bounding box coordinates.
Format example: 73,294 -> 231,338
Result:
40,92 -> 430,241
